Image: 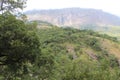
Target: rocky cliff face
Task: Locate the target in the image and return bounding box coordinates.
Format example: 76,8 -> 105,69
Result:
26,8 -> 120,27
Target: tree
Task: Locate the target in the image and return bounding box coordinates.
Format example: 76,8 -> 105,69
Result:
0,0 -> 44,79
0,0 -> 27,12
0,12 -> 40,79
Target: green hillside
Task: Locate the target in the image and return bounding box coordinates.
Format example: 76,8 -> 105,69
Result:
99,26 -> 120,40
1,1 -> 120,79
34,26 -> 120,80
1,19 -> 120,79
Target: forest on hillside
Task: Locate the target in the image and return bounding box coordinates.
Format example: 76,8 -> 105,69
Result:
0,0 -> 120,80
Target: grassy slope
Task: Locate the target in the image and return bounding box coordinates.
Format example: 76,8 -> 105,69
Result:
99,26 -> 120,40
37,26 -> 120,59
35,26 -> 120,79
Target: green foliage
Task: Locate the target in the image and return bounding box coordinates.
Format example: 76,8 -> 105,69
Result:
0,13 -> 40,79
0,15 -> 120,80
35,27 -> 120,80
100,34 -> 118,42
86,38 -> 102,51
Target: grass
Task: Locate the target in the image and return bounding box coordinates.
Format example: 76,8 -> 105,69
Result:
99,26 -> 120,40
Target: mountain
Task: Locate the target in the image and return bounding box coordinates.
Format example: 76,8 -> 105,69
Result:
25,8 -> 120,27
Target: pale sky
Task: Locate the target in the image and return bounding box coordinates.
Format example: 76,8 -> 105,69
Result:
24,0 -> 120,17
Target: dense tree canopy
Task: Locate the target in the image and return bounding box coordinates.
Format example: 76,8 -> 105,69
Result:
0,12 -> 41,79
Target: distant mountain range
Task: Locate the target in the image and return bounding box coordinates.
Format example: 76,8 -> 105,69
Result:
25,8 -> 120,27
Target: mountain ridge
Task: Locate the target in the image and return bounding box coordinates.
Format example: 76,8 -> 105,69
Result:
25,8 -> 120,27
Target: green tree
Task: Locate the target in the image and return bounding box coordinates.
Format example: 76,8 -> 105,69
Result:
0,13 -> 40,79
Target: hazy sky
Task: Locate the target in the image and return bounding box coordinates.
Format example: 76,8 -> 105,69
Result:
24,0 -> 120,16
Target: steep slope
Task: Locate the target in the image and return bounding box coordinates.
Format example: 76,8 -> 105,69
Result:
26,8 -> 120,27
38,27 -> 120,59
36,26 -> 120,79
